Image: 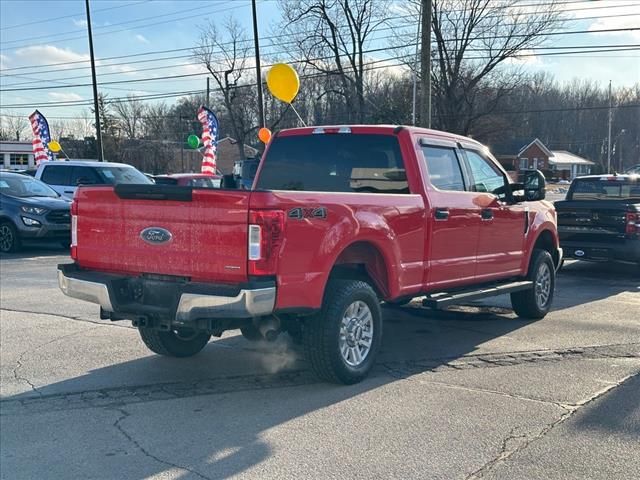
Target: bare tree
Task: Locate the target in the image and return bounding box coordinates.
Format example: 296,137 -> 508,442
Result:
193,17 -> 254,160
69,109 -> 95,139
113,95 -> 145,139
278,0 -> 390,123
427,0 -> 564,134
0,112 -> 29,141
143,102 -> 171,139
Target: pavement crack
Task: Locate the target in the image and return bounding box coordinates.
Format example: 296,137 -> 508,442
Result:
111,408 -> 213,480
465,372 -> 640,479
10,327 -> 101,397
0,307 -> 134,329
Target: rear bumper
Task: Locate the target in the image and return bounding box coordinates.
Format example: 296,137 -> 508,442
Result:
560,239 -> 640,263
57,263 -> 276,322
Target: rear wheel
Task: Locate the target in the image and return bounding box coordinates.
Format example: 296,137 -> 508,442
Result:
0,222 -> 20,253
303,279 -> 382,384
139,327 -> 211,357
511,249 -> 555,319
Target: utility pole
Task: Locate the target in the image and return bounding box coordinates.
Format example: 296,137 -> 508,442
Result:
607,80 -> 612,174
85,0 -> 104,162
411,3 -> 422,125
251,0 -> 265,128
420,0 -> 432,128
206,77 -> 210,106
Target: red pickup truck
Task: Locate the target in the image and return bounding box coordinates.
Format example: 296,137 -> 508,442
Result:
58,126 -> 562,384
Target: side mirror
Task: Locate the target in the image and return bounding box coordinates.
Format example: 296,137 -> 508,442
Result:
524,169 -> 546,201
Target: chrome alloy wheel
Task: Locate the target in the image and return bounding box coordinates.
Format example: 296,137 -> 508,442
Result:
0,225 -> 14,252
535,263 -> 552,308
339,300 -> 374,367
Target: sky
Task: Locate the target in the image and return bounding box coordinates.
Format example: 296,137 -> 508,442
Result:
0,0 -> 639,124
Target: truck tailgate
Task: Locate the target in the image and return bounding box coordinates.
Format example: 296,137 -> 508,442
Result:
74,186 -> 250,283
555,200 -> 630,243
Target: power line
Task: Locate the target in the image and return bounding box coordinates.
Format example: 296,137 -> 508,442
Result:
2,43 -> 639,93
0,0 -> 151,31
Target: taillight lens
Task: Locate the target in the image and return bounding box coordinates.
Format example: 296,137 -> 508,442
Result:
70,200 -> 78,260
625,212 -> 639,236
248,209 -> 284,276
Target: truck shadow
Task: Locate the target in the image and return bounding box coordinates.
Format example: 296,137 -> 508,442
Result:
4,306 -> 535,479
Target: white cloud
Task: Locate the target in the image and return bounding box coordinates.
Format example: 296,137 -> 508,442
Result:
72,19 -> 88,27
135,34 -> 150,44
0,54 -> 9,70
48,92 -> 84,102
506,49 -> 543,67
564,1 -> 640,39
14,45 -> 89,68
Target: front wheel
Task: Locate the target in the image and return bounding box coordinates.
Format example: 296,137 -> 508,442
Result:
511,249 -> 555,319
303,279 -> 382,384
0,222 -> 21,253
139,327 -> 211,357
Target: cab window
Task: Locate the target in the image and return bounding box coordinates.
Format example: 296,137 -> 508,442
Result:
421,146 -> 465,192
40,165 -> 71,185
463,149 -> 505,195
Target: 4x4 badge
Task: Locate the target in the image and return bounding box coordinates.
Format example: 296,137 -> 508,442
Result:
288,207 -> 327,220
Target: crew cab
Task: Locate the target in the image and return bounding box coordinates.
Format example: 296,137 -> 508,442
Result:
58,126 -> 562,384
555,174 -> 640,265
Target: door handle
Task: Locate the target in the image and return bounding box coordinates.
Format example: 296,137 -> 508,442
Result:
434,208 -> 449,220
64,190 -> 74,193
481,208 -> 494,221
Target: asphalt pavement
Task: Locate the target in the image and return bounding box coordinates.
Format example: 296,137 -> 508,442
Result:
0,243 -> 638,479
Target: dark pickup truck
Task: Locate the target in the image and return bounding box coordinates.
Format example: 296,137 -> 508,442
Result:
555,175 -> 640,265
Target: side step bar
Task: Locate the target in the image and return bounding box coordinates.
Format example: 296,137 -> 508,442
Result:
423,281 -> 533,309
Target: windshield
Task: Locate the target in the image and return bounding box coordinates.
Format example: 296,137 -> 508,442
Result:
0,175 -> 59,198
570,178 -> 640,200
97,166 -> 152,185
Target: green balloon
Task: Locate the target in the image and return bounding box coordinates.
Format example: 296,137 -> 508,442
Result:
187,134 -> 200,149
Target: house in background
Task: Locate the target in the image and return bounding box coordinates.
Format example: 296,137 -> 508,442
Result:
494,138 -> 594,181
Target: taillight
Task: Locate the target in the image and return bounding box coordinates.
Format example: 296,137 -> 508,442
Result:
70,200 -> 78,260
625,212 -> 639,236
248,209 -> 284,276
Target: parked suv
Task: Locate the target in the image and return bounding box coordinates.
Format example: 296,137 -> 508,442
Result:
0,171 -> 71,252
35,160 -> 152,199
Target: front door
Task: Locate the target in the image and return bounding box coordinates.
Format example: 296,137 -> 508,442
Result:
461,148 -> 525,280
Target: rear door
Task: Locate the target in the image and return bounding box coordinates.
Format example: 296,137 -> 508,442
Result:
419,140 -> 480,289
461,148 -> 525,280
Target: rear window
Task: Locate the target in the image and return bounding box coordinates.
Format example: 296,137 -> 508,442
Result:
256,134 -> 409,193
570,178 -> 640,200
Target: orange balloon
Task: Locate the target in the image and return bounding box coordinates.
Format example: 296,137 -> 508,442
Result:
258,127 -> 272,144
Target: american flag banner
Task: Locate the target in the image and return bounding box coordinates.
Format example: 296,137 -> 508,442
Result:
197,106 -> 219,175
28,110 -> 55,165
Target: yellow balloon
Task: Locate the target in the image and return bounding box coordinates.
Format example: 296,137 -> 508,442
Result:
48,140 -> 61,153
266,63 -> 300,104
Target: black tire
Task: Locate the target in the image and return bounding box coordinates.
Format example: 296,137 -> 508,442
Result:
511,249 -> 555,319
139,327 -> 211,357
303,279 -> 382,384
0,221 -> 21,253
240,324 -> 264,342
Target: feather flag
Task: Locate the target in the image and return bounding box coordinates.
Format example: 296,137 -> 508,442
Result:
197,106 -> 219,175
28,110 -> 55,165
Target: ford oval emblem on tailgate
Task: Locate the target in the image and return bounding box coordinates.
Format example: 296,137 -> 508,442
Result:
140,227 -> 172,245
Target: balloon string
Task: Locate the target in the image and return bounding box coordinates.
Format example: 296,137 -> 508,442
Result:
289,104 -> 307,127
